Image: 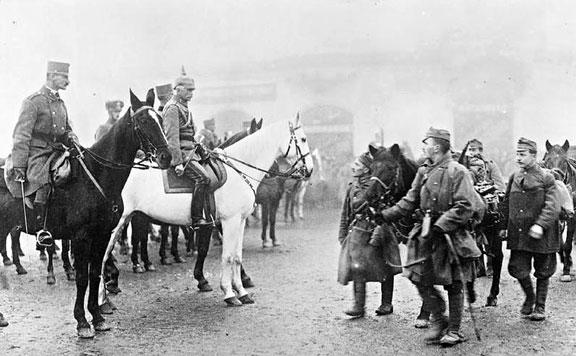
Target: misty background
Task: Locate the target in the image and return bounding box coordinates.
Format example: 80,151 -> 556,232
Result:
1,0 -> 576,204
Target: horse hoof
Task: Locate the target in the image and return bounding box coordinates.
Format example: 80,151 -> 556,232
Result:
238,294 -> 255,305
272,240 -> 281,247
173,256 -> 186,263
3,257 -> 12,266
77,327 -> 95,339
16,265 -> 27,275
145,263 -> 156,272
485,295 -> 498,307
262,241 -> 271,248
224,297 -> 242,307
559,274 -> 572,282
99,303 -> 114,315
242,278 -> 255,289
160,258 -> 172,266
133,264 -> 145,273
198,281 -> 213,292
94,321 -> 111,332
47,275 -> 56,285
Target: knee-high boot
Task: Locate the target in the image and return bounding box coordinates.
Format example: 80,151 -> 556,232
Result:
376,276 -> 394,315
519,277 -> 536,315
191,185 -> 210,228
344,281 -> 366,317
530,278 -> 549,321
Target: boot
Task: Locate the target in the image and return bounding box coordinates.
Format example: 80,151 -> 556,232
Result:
519,277 -> 536,316
376,278 -> 394,315
530,278 -> 549,321
446,282 -> 464,336
424,313 -> 448,344
344,281 -> 366,317
33,203 -> 53,247
191,186 -> 210,229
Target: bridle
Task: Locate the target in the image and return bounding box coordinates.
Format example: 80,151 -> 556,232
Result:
281,122 -> 311,179
368,164 -> 400,208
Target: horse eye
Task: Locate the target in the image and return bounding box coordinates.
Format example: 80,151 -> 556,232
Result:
301,137 -> 307,143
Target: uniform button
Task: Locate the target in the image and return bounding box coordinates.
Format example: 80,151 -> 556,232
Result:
519,228 -> 522,232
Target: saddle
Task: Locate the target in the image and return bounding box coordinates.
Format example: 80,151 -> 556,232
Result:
162,157 -> 227,194
1,150 -> 71,199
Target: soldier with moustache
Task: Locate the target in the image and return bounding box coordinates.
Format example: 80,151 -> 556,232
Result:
7,61 -> 79,246
378,128 -> 483,346
501,138 -> 560,321
197,118 -> 221,150
163,68 -> 213,228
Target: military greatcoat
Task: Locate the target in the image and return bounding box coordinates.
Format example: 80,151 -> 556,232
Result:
501,164 -> 560,254
382,153 -> 483,286
9,86 -> 73,186
162,97 -> 199,167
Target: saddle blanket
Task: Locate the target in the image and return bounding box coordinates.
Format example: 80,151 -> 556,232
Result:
162,159 -> 227,194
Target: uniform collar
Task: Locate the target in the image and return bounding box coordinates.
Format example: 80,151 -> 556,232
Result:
428,152 -> 452,170
40,85 -> 60,100
520,163 -> 540,174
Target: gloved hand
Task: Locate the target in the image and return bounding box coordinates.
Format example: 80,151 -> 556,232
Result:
529,224 -> 543,239
66,132 -> 80,146
175,164 -> 185,176
13,168 -> 26,182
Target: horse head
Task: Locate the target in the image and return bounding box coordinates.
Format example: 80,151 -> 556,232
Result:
363,144 -> 402,208
281,113 -> 314,179
128,89 -> 171,169
543,139 -> 571,179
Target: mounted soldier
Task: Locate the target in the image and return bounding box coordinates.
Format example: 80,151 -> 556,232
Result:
155,83 -> 173,112
95,100 -> 124,141
379,127 -> 483,347
163,67 -> 213,228
501,137 -> 560,321
6,61 -> 79,246
197,118 -> 221,150
462,138 -> 506,306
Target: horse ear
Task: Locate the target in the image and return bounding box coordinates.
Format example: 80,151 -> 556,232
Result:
257,118 -> 263,129
390,143 -> 402,159
563,140 -> 570,152
368,143 -> 379,157
130,89 -> 142,111
545,140 -> 552,152
249,119 -> 257,134
145,88 -> 155,107
294,112 -> 301,127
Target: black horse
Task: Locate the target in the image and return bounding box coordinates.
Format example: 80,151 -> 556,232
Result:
0,89 -> 171,338
543,139 -> 576,281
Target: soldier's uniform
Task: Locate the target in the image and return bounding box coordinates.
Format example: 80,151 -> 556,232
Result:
7,61 -> 77,243
162,69 -> 212,227
197,118 -> 221,150
381,128 -> 483,346
502,137 -> 560,321
155,83 -> 172,112
95,100 -> 124,141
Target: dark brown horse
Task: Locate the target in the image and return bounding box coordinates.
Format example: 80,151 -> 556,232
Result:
0,89 -> 171,338
543,139 -> 576,281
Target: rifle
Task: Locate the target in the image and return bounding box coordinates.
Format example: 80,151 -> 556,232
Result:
458,141 -> 470,166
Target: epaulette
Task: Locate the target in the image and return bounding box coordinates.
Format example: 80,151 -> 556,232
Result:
26,91 -> 44,101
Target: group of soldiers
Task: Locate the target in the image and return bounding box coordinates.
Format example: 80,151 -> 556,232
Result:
339,127 -> 564,347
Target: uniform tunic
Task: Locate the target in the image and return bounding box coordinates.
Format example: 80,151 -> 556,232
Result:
162,97 -> 198,167
10,86 -> 73,185
382,153 -> 483,285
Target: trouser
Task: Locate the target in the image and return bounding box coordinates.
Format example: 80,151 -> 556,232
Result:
414,281 -> 463,332
508,250 -> 557,280
184,161 -> 213,222
484,225 -> 503,297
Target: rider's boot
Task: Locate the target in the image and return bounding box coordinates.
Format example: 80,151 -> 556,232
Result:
33,203 -> 53,247
191,185 -> 211,229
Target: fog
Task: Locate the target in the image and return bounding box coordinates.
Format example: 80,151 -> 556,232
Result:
1,0 -> 576,167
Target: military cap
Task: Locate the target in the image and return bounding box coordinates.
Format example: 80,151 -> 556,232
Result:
174,65 -> 195,89
423,127 -> 450,143
155,83 -> 173,99
517,137 -> 537,153
468,138 -> 483,151
355,152 -> 373,168
47,61 -> 70,76
203,118 -> 215,128
105,100 -> 124,111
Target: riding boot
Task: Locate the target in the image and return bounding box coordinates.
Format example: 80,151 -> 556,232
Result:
344,281 -> 366,317
519,277 -> 536,316
191,185 -> 210,229
33,203 -> 53,246
376,277 -> 394,315
530,278 -> 549,321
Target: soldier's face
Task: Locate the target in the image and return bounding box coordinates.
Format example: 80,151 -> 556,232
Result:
51,74 -> 69,90
516,150 -> 537,169
466,146 -> 482,157
109,109 -> 121,120
176,85 -> 194,101
422,138 -> 437,159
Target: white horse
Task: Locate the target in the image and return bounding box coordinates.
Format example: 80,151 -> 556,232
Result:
104,114 -> 313,305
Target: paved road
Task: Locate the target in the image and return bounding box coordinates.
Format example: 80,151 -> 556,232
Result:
1,208 -> 576,355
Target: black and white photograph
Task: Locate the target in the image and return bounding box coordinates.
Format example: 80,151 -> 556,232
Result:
1,0 -> 576,354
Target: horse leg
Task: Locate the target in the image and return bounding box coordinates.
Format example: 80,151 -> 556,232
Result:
0,228 -> 10,266
88,238 -> 110,333
231,217 -> 252,304
261,203 -> 270,248
159,224 -> 170,265
270,198 -> 280,246
46,243 -> 56,285
194,225 -> 213,292
140,225 -> 154,271
11,227 -> 27,275
171,225 -> 185,263
486,226 -> 503,305
240,264 -> 255,288
62,239 -> 75,281
220,215 -> 243,305
131,218 -> 145,273
119,224 -> 128,256
72,238 -> 94,338
560,218 -> 575,281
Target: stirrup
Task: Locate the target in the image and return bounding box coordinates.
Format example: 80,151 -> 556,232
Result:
36,230 -> 54,248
